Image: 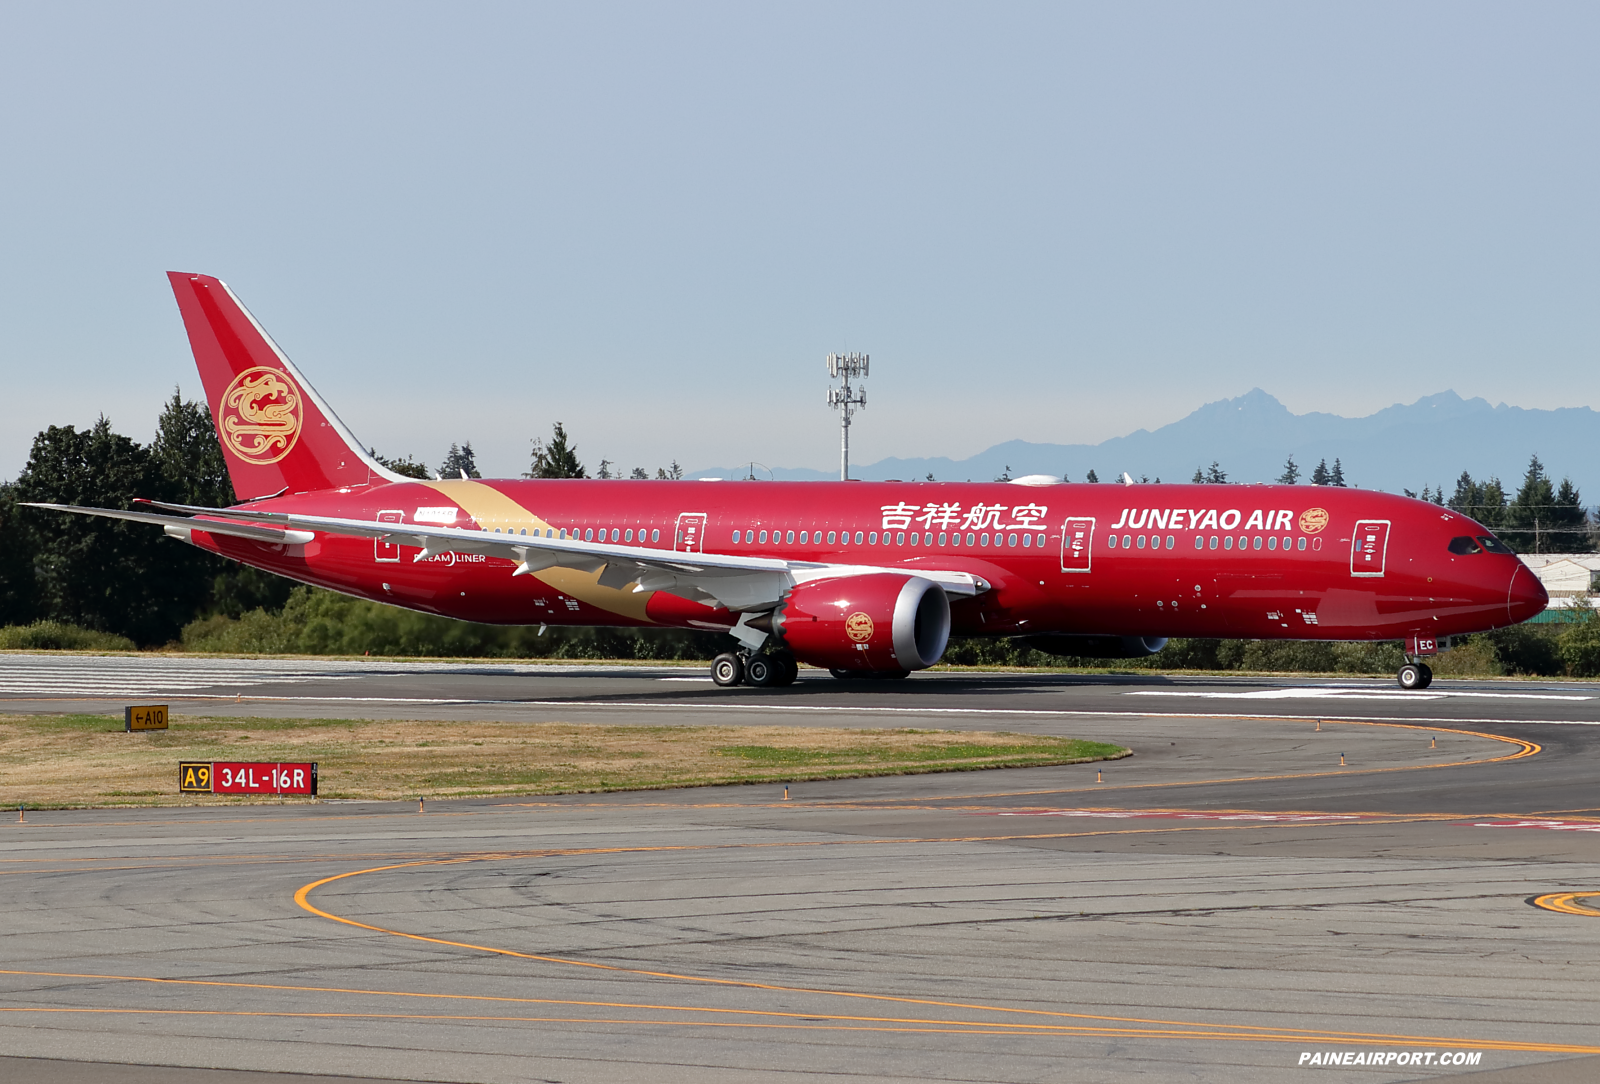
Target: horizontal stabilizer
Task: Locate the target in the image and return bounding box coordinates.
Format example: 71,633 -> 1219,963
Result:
22,503 -> 315,546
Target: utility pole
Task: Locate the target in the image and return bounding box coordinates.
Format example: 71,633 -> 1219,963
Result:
826,352 -> 868,481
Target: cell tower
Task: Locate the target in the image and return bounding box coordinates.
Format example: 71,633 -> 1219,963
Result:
826,352 -> 868,481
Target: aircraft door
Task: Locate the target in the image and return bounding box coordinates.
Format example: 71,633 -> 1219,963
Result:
675,512 -> 708,553
1060,517 -> 1095,573
1351,519 -> 1390,577
375,510 -> 403,562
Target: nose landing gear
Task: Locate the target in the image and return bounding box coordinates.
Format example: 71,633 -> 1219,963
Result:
1397,662 -> 1433,690
1397,634 -> 1437,690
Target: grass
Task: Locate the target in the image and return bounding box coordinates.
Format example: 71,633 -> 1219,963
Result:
0,713 -> 1129,808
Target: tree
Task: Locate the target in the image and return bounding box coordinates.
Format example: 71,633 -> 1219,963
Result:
597,459 -> 614,480
438,442 -> 480,479
0,483 -> 37,626
1191,467 -> 1204,484
1277,455 -> 1300,485
152,391 -> 292,619
527,422 -> 587,479
995,465 -> 1013,482
1311,459 -> 1330,486
629,467 -> 649,480
1329,458 -> 1347,487
654,460 -> 683,481
1085,469 -> 1099,483
13,418 -> 203,645
151,389 -> 233,507
1503,455 -> 1589,553
1205,461 -> 1227,485
371,449 -> 431,479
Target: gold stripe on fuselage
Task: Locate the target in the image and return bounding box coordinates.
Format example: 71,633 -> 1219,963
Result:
421,480 -> 654,623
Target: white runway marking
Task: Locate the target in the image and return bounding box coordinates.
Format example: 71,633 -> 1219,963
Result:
1128,687 -> 1593,702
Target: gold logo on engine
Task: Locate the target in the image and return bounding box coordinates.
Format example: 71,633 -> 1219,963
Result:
845,612 -> 875,643
219,366 -> 302,465
1298,507 -> 1330,534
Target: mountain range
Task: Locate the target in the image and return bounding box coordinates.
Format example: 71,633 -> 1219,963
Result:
696,390 -> 1600,500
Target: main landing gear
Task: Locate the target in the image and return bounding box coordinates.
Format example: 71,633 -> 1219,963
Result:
710,650 -> 797,688
1397,661 -> 1434,690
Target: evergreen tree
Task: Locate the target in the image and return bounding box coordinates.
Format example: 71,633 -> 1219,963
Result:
1552,478 -> 1594,552
527,423 -> 587,479
1311,459 -> 1330,486
371,449 -> 431,479
1085,469 -> 1099,483
13,419 -> 204,644
1502,455 -> 1589,553
1277,455 -> 1300,485
438,442 -> 480,479
597,459 -> 614,480
1205,461 -> 1227,484
151,389 -> 233,506
1191,466 -> 1204,484
629,467 -> 649,480
1329,458 -> 1347,487
0,483 -> 37,626
654,460 -> 683,481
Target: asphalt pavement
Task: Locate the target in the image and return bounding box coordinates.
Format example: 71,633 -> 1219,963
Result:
2,655 -> 1599,1083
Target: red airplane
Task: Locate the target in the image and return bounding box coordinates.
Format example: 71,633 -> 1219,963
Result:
29,273 -> 1548,690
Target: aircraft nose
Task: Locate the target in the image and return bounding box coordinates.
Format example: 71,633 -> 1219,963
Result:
1507,563 -> 1548,625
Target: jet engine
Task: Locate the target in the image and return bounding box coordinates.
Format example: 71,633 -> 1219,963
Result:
772,574 -> 951,673
1020,634 -> 1170,659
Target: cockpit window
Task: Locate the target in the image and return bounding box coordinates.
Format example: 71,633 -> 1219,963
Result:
1477,535 -> 1515,555
1447,536 -> 1482,555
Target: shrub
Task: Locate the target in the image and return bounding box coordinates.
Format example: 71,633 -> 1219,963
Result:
0,620 -> 136,651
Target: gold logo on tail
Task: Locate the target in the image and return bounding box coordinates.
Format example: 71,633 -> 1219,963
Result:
220,367 -> 302,464
845,612 -> 875,642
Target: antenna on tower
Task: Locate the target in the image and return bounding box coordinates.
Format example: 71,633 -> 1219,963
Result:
826,352 -> 868,481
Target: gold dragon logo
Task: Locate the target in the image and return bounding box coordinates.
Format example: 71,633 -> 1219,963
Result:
1299,507 -> 1330,534
845,612 -> 875,643
219,367 -> 303,465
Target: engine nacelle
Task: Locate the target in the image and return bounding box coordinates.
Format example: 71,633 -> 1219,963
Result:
1020,634 -> 1170,659
773,574 -> 951,672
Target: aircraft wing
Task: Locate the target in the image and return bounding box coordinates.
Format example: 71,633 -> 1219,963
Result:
28,501 -> 990,613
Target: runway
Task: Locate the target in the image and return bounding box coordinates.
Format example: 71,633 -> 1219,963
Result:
3,655 -> 1600,1082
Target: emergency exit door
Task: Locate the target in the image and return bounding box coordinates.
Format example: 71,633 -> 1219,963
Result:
675,512 -> 707,553
375,510 -> 403,562
1351,519 -> 1390,577
1060,517 -> 1095,573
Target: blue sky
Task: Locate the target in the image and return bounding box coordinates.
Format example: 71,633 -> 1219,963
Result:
2,2 -> 1596,480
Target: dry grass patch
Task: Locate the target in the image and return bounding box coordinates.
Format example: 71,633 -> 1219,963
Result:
0,714 -> 1128,807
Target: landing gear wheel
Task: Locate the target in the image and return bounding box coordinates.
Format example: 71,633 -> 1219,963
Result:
710,653 -> 744,687
1398,663 -> 1425,690
1417,663 -> 1433,689
829,668 -> 859,680
773,653 -> 799,686
745,654 -> 780,687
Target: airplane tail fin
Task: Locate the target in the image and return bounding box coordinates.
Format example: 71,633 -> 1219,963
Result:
166,273 -> 401,501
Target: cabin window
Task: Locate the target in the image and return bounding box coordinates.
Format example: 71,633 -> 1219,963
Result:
938,532 -> 947,546
581,528 -> 590,541
651,529 -> 659,543
1136,534 -> 1146,549
611,529 -> 620,541
1224,536 -> 1233,550
1021,533 -> 1031,548
786,530 -> 795,544
909,532 -> 919,546
853,531 -> 862,544
827,531 -> 836,544
1478,535 -> 1514,554
799,531 -> 808,544
966,532 -> 975,546
1108,534 -> 1118,549
520,528 -> 527,536
731,530 -> 740,544
626,529 -> 634,541
1121,534 -> 1130,548
980,533 -> 990,546
757,530 -> 767,543
1209,535 -> 1218,549
1268,536 -> 1277,550
1252,536 -> 1261,550
1163,535 -> 1173,549
893,531 -> 903,545
869,531 -> 878,544
1297,536 -> 1306,550
1194,536 -> 1203,549
1448,536 -> 1482,555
